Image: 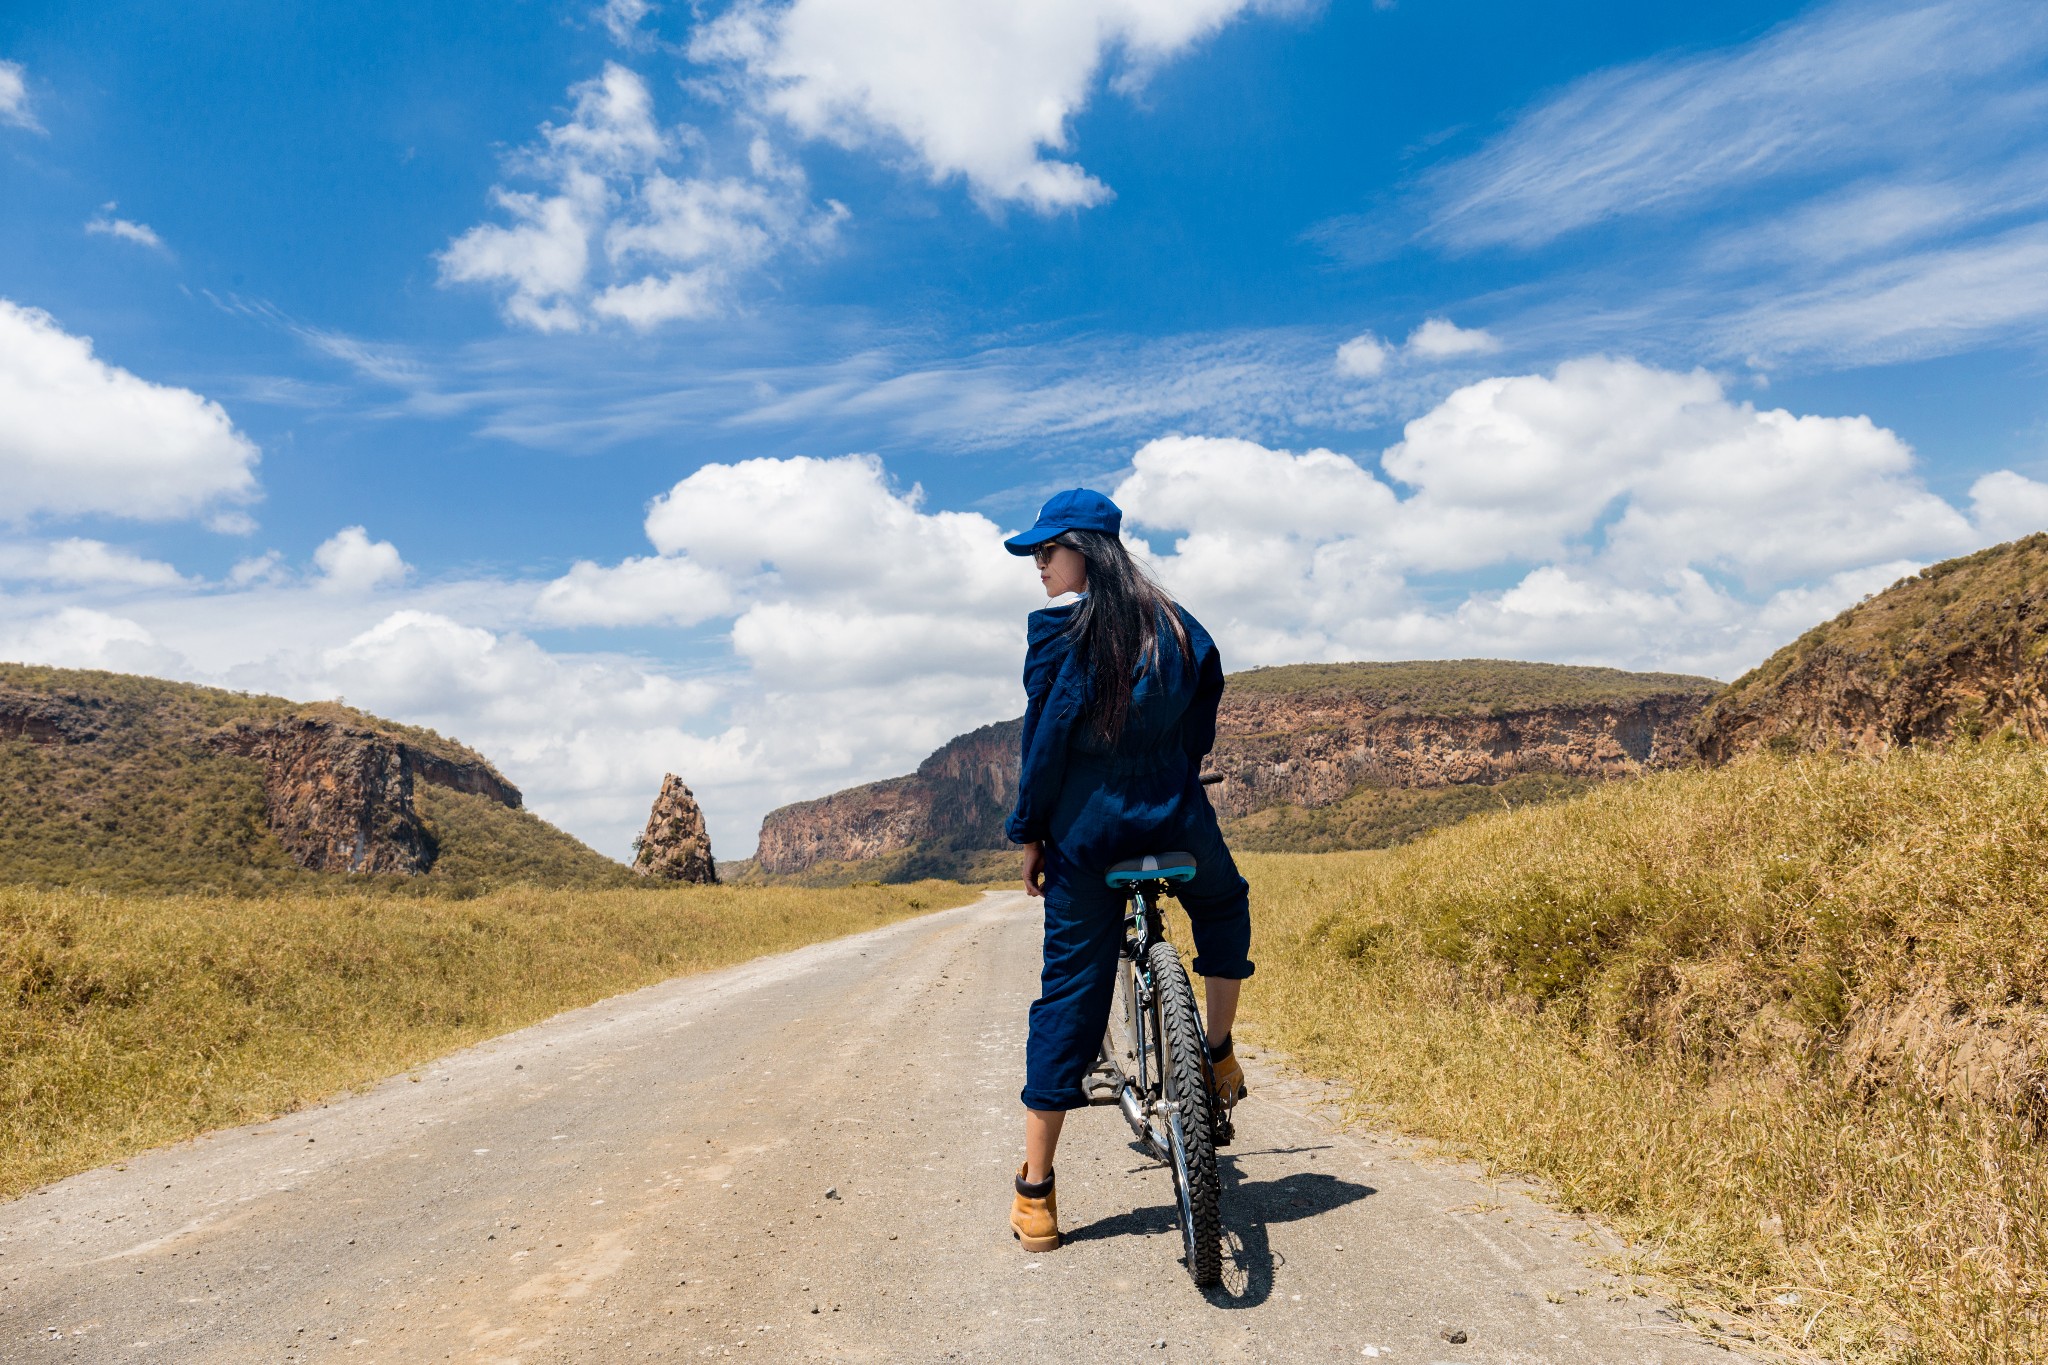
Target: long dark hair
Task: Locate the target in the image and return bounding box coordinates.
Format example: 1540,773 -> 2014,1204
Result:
1054,529 -> 1190,744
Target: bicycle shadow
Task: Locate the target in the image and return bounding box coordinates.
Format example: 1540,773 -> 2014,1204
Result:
1059,1142 -> 1374,1309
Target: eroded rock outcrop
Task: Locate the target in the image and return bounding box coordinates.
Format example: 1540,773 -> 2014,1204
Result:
1695,533 -> 2048,763
634,774 -> 718,883
0,689 -> 101,744
754,667 -> 1714,875
209,716 -> 524,875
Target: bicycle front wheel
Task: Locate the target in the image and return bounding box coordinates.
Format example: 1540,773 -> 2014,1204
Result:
1148,939 -> 1222,1287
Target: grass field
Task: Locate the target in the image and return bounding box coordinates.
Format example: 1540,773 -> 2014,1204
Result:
0,879 -> 977,1200
1232,742 -> 2048,1362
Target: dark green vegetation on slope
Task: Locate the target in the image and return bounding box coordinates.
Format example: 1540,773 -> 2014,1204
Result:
1226,658 -> 1719,711
0,664 -> 631,892
1234,741 -> 2048,1362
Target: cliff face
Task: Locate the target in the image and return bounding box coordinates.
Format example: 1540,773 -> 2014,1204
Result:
755,666 -> 1713,875
1696,533 -> 2048,763
634,774 -> 718,883
210,716 -> 524,875
754,719 -> 1022,875
1201,693 -> 1702,818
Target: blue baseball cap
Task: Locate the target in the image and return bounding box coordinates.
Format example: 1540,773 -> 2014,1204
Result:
1004,488 -> 1123,555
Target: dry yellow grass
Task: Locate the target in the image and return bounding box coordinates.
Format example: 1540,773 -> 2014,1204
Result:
1,879 -> 974,1200
1230,743 -> 2048,1363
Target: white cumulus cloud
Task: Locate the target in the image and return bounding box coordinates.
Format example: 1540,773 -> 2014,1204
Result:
0,538 -> 189,588
0,298 -> 261,523
1334,332 -> 1389,378
0,607 -> 181,674
1404,317 -> 1501,359
1118,355 -> 2020,677
1969,468 -> 2048,544
532,554 -> 734,627
313,527 -> 409,593
690,0 -> 1287,211
1334,317 -> 1502,380
441,63 -> 843,331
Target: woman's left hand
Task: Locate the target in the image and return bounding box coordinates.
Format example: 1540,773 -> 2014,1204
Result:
1022,840 -> 1046,897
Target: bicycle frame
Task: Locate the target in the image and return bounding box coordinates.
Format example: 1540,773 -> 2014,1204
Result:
1110,880 -> 1176,1159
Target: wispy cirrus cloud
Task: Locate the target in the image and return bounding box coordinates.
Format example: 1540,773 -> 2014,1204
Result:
1406,0 -> 2048,368
0,59 -> 38,132
1427,0 -> 2048,252
689,0 -> 1300,213
85,204 -> 168,251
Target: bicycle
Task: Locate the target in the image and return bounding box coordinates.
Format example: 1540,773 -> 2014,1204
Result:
1081,840 -> 1231,1288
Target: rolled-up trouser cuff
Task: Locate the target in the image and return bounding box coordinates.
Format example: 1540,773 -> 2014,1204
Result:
1189,955 -> 1254,980
1019,1086 -> 1092,1112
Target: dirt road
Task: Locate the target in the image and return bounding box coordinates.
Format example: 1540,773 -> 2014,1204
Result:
3,891 -> 1752,1363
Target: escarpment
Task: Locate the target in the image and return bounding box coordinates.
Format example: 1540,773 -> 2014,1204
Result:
755,720 -> 1021,876
754,662 -> 1718,875
1696,533 -> 2048,763
1200,690 -> 1702,818
209,716 -> 521,875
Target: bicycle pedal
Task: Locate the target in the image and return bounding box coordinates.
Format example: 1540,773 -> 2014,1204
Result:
1081,1070 -> 1123,1106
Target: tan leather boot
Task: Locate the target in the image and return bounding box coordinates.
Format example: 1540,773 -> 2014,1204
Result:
1209,1042 -> 1249,1109
1010,1165 -> 1060,1252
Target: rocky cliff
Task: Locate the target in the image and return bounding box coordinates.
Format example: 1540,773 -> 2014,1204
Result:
0,663 -> 626,890
634,774 -> 718,883
1696,534 -> 2048,762
754,661 -> 1718,875
755,720 -> 1019,875
208,715 -> 521,875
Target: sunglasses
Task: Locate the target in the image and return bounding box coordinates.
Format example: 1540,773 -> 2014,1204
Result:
1031,540 -> 1071,566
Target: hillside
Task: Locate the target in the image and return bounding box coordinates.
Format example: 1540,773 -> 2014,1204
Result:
1241,741 -> 2048,1357
0,664 -> 632,892
1224,658 -> 1718,710
1696,532 -> 2048,761
752,659 -> 1720,879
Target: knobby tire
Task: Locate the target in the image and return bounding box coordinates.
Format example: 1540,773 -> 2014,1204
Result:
1148,938 -> 1222,1287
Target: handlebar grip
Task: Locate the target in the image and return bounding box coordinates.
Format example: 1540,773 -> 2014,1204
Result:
1198,772 -> 1225,785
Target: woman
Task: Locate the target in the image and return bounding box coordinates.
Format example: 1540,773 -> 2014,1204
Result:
1000,488 -> 1253,1253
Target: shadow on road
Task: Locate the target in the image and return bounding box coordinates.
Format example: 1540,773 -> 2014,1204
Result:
1059,1142 -> 1375,1310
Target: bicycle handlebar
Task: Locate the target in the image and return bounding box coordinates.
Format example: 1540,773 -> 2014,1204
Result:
1198,772 -> 1224,785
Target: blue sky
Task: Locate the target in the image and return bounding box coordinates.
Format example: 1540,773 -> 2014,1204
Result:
4,0 -> 2047,858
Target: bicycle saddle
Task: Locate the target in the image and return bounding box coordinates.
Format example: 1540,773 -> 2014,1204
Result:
1104,852 -> 1198,887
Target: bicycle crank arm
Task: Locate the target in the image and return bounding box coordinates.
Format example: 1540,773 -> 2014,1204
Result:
1116,1083 -> 1163,1153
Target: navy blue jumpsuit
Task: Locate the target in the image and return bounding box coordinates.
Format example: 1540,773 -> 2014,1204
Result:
1005,599 -> 1254,1112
